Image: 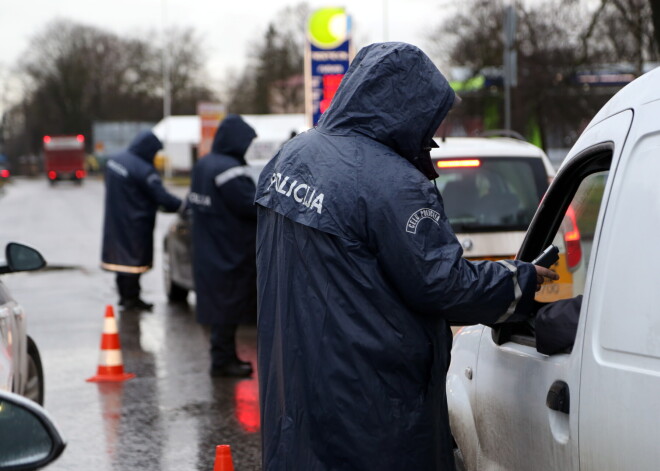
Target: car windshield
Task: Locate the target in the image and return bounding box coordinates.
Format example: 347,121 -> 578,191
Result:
434,157 -> 548,233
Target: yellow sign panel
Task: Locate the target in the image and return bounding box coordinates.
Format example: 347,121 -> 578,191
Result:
308,7 -> 350,49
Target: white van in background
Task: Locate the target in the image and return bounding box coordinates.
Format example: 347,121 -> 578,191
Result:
432,136 -> 554,260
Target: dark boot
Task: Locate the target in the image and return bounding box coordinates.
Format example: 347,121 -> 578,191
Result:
210,359 -> 253,377
121,298 -> 154,311
209,323 -> 252,377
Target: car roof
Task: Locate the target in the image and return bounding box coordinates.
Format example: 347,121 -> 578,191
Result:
430,137 -> 548,159
586,66 -> 660,129
429,136 -> 555,177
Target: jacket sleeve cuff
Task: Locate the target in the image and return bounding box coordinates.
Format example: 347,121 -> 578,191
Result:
493,260 -> 537,323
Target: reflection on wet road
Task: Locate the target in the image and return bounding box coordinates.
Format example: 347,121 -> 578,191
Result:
0,178 -> 262,470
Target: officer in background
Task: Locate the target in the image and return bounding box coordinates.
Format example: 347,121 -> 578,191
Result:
101,130 -> 182,311
188,114 -> 258,377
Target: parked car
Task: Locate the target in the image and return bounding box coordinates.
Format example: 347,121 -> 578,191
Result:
447,67 -> 660,470
0,389 -> 66,470
163,161 -> 266,302
0,242 -> 46,405
430,136 -> 583,303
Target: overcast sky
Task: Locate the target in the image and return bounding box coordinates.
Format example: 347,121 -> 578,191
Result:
0,0 -> 454,99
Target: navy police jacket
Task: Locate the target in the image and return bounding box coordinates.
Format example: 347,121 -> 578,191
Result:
101,131 -> 181,273
189,115 -> 258,325
255,43 -> 539,471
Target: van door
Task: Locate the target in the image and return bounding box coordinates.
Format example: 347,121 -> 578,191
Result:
579,100 -> 660,470
470,110 -> 632,471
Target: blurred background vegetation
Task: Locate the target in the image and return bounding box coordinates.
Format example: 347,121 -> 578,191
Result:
0,0 -> 658,172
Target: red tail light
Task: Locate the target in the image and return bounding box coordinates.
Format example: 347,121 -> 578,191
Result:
48,171 -> 57,180
75,170 -> 86,179
76,134 -> 84,143
43,135 -> 51,143
562,205 -> 582,270
0,169 -> 9,178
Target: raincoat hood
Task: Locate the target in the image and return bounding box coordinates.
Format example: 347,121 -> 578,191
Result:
128,130 -> 163,163
317,42 -> 455,177
211,114 -> 257,162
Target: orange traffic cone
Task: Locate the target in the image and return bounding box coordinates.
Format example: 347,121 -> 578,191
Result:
86,305 -> 135,382
214,445 -> 235,471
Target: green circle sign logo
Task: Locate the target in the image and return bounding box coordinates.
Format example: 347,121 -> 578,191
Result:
308,8 -> 350,49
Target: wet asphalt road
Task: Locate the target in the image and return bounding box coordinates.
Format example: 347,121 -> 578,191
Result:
0,177 -> 261,470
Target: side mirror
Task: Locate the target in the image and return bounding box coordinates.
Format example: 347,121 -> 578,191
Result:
0,390 -> 66,470
2,243 -> 47,274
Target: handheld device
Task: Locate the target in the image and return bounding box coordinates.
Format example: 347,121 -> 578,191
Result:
531,244 -> 559,268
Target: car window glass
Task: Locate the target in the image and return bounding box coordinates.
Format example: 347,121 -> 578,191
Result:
435,158 -> 547,233
535,170 -> 609,303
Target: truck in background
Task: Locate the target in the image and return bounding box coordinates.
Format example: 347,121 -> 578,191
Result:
43,135 -> 86,185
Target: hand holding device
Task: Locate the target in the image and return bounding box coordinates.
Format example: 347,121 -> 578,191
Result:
532,244 -> 559,268
532,245 -> 560,290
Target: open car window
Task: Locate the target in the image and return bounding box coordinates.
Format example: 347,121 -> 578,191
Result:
535,171 -> 609,303
492,144 -> 613,348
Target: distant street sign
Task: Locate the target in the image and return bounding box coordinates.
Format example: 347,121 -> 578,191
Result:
503,5 -> 517,87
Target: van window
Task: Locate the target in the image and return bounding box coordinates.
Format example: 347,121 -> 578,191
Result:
434,157 -> 548,233
536,171 -> 609,302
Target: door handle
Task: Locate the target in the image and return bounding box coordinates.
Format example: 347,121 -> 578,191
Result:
546,380 -> 570,414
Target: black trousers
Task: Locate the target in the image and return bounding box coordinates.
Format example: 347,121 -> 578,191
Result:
210,323 -> 238,367
116,273 -> 141,301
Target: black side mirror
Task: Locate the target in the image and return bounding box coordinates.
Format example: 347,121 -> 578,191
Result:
0,390 -> 66,470
5,242 -> 47,273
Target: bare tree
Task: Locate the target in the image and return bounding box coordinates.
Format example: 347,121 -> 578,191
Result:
225,3 -> 309,114
427,0 -> 657,150
652,0 -> 660,51
6,19 -> 215,160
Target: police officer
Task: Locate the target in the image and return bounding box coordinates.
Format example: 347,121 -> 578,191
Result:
189,114 -> 258,377
101,130 -> 182,311
254,42 -> 558,470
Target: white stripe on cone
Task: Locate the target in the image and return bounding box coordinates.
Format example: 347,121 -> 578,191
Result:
104,317 -> 118,334
98,349 -> 124,367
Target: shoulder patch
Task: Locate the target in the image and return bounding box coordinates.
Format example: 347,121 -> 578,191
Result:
406,208 -> 441,234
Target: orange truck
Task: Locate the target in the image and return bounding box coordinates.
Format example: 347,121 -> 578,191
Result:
43,134 -> 86,184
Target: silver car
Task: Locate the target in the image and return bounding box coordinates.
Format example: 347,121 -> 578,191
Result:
162,161 -> 266,303
0,242 -> 46,405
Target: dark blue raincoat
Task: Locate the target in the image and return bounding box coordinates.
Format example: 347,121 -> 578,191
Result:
189,115 -> 258,325
101,131 -> 182,273
255,42 -> 540,471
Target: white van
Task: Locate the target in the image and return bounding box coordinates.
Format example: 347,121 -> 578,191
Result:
447,67 -> 660,470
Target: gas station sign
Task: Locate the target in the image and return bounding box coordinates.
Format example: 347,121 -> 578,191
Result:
305,8 -> 353,127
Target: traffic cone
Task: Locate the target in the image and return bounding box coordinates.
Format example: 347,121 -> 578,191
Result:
214,445 -> 235,471
86,305 -> 135,382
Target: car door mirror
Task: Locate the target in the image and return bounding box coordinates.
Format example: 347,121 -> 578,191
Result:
5,242 -> 47,273
0,390 -> 66,470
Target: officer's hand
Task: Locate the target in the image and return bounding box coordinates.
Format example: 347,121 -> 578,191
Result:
534,265 -> 559,291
